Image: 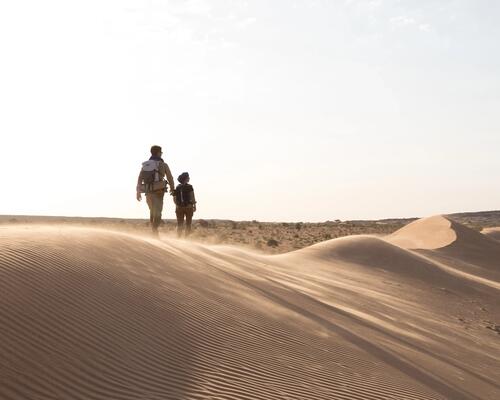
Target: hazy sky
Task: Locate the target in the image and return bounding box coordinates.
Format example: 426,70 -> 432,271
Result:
1,0 -> 499,221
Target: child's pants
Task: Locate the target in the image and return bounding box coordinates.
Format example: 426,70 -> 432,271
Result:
176,206 -> 194,237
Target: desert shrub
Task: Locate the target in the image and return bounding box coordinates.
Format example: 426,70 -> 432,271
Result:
267,239 -> 279,247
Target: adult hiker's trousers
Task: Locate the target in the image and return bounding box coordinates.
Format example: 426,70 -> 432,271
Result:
146,191 -> 165,230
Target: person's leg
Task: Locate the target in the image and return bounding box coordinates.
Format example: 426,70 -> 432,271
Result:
146,194 -> 154,226
155,192 -> 165,229
185,208 -> 194,236
176,208 -> 184,237
150,192 -> 164,231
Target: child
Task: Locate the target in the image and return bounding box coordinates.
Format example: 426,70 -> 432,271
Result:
174,172 -> 197,237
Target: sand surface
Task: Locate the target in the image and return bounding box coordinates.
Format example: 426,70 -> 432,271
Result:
483,227 -> 500,242
0,216 -> 499,399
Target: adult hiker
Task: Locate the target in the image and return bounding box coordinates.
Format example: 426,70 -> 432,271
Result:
174,172 -> 197,237
136,145 -> 175,234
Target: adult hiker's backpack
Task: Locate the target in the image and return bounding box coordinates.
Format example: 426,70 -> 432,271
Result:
138,160 -> 166,193
175,184 -> 194,207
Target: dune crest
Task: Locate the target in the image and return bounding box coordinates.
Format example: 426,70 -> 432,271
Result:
386,215 -> 457,250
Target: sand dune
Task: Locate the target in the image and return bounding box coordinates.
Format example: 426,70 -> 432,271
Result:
387,215 -> 458,250
280,234 -> 478,286
0,222 -> 499,400
482,227 -> 500,242
388,216 -> 500,283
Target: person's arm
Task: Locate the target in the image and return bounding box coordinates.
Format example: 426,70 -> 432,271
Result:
136,172 -> 143,201
163,162 -> 176,193
190,187 -> 197,212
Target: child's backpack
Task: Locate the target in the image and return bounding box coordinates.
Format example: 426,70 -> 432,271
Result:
138,160 -> 166,193
175,184 -> 194,207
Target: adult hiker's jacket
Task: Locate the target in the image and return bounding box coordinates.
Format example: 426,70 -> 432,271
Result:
136,159 -> 175,193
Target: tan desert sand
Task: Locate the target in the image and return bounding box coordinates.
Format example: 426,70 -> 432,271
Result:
483,228 -> 500,242
386,215 -> 458,250
0,216 -> 499,399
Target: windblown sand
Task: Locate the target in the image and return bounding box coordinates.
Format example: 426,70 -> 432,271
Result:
0,216 -> 499,399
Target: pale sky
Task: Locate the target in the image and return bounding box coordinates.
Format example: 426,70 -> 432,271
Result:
1,0 -> 499,222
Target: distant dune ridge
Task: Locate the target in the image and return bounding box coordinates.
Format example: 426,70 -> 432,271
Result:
0,216 -> 499,399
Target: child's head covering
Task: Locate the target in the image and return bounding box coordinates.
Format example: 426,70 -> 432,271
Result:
178,172 -> 190,183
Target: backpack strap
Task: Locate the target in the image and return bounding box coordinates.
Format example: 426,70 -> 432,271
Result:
154,160 -> 160,182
